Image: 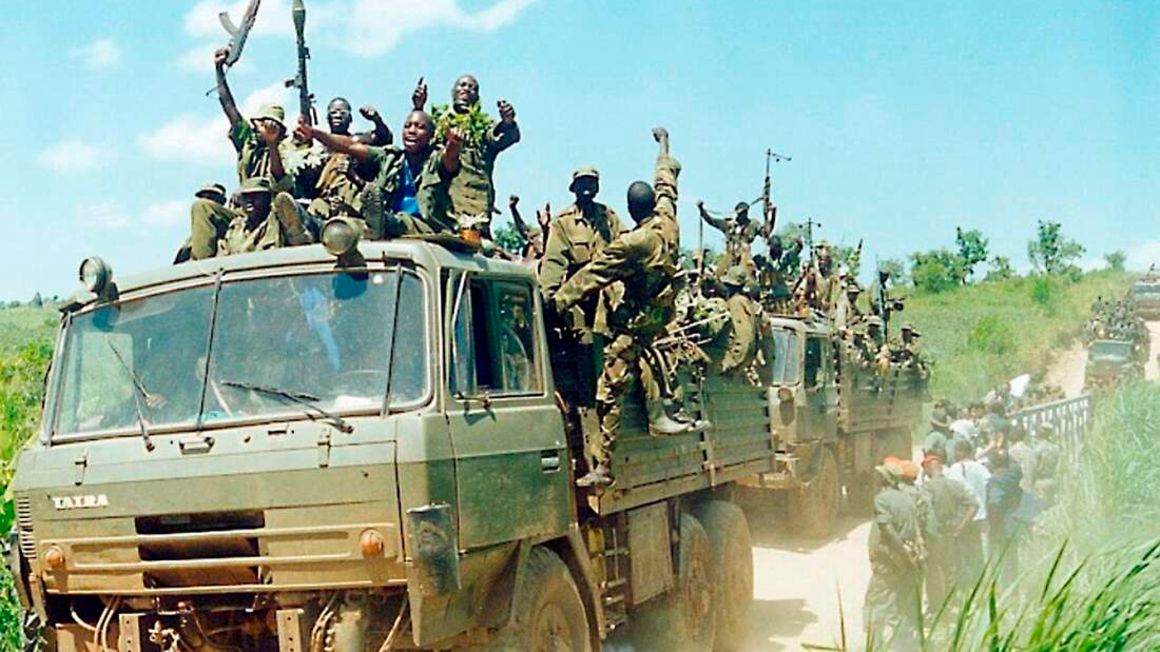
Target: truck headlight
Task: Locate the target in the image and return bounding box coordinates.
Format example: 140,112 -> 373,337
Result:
79,257 -> 112,294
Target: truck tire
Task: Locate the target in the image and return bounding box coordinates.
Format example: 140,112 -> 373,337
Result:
787,448 -> 839,538
632,513 -> 717,651
695,501 -> 753,651
476,546 -> 591,652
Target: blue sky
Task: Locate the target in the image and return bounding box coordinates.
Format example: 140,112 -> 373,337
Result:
1,0 -> 1157,300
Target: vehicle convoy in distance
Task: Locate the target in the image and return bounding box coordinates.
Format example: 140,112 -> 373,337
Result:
8,230 -> 927,651
1130,268 -> 1160,319
1084,338 -> 1143,393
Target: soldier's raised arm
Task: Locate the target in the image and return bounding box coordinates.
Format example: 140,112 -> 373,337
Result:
651,128 -> 680,222
697,201 -> 729,232
509,195 -> 531,240
296,119 -> 373,162
539,215 -> 571,298
213,48 -> 243,130
357,105 -> 393,146
491,99 -> 521,153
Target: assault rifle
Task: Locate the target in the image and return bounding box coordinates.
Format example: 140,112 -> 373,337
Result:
207,0 -> 261,96
286,0 -> 316,127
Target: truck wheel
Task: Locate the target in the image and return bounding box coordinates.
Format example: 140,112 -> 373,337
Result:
787,448 -> 839,538
479,546 -> 591,652
695,501 -> 753,651
632,513 -> 717,651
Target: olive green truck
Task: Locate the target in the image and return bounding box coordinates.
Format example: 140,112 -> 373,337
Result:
9,238 -> 778,652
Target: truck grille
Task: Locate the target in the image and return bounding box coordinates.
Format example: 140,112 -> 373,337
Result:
16,497 -> 36,559
136,511 -> 265,588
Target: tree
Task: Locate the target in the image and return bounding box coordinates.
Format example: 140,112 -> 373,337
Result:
1027,220 -> 1084,276
1104,250 -> 1126,272
877,258 -> 909,287
29,292 -> 43,308
910,249 -> 967,293
955,227 -> 989,280
984,256 -> 1016,282
491,222 -> 525,256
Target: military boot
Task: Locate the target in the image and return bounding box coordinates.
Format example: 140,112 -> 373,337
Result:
666,400 -> 712,432
647,400 -> 693,436
360,186 -> 385,239
273,192 -> 311,245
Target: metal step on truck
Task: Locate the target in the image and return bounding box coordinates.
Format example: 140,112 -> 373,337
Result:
8,230 -> 776,652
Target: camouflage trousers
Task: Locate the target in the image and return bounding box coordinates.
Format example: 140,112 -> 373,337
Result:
187,195 -> 316,261
864,561 -> 923,652
591,333 -> 667,465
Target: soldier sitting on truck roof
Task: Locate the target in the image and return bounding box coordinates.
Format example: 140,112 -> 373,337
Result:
294,110 -> 461,238
181,177 -> 315,261
552,127 -> 698,488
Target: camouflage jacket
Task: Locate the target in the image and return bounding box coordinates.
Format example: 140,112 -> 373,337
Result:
438,117 -> 520,223
229,120 -> 295,194
366,145 -> 455,232
539,202 -> 625,336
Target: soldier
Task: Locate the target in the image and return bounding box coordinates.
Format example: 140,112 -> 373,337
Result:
697,200 -> 759,280
540,166 -> 626,339
195,183 -> 228,206
864,462 -> 923,651
553,128 -> 692,487
920,454 -> 978,613
213,48 -> 295,194
507,195 -> 551,268
191,177 -> 313,257
717,267 -> 759,376
412,75 -> 520,233
295,110 -> 461,237
834,283 -> 865,331
1032,423 -> 1061,503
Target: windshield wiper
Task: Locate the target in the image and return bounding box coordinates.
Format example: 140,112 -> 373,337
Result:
220,380 -> 354,433
106,341 -> 156,452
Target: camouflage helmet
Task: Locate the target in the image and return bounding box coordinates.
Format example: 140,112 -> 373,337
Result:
865,315 -> 884,329
251,103 -> 286,132
195,182 -> 227,201
569,166 -> 600,191
239,176 -> 274,196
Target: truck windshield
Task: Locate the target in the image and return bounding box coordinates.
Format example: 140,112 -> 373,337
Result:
52,269 -> 427,437
1133,284 -> 1160,296
768,329 -> 801,384
1089,340 -> 1132,360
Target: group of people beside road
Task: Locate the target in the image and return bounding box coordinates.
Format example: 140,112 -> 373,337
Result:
865,395 -> 1064,649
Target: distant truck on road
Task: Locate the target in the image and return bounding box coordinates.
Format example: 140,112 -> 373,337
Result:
1130,270 -> 1160,319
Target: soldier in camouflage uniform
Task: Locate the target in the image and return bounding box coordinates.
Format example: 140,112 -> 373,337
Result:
187,177 -> 311,257
540,166 -> 625,340
412,75 -> 520,233
553,128 -> 693,487
213,49 -> 295,194
717,267 -> 759,377
864,462 -> 923,651
697,200 -> 760,281
295,110 -> 461,237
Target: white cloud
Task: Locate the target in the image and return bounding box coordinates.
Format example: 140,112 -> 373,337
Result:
140,84 -> 290,165
79,202 -> 133,230
38,141 -> 105,172
143,201 -> 189,227
72,38 -> 122,71
339,0 -> 539,57
1127,242 -> 1160,272
140,114 -> 233,165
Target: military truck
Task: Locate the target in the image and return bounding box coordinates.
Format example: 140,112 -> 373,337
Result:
736,316 -> 926,537
1084,338 -> 1143,393
7,232 -> 775,652
1130,271 -> 1160,319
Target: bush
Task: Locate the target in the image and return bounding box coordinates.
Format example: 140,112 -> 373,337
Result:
966,315 -> 1014,355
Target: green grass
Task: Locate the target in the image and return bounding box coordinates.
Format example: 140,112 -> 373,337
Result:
902,271 -> 1132,399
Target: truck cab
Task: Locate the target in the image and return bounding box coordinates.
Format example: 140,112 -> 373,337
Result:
9,238 -> 764,652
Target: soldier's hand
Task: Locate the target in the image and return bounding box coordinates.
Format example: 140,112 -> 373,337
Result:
652,127 -> 669,143
696,199 -> 705,210
359,105 -> 381,123
214,47 -> 230,70
538,203 -> 551,230
294,116 -> 315,144
509,194 -> 519,208
446,126 -> 466,150
412,76 -> 428,110
258,119 -> 284,145
498,100 -> 516,124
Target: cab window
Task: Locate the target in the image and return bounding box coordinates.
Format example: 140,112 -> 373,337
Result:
451,277 -> 541,397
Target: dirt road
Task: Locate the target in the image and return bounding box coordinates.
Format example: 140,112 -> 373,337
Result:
606,514 -> 873,652
1146,322 -> 1160,381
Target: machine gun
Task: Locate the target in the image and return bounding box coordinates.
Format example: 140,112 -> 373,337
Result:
207,0 -> 261,95
286,0 -> 316,128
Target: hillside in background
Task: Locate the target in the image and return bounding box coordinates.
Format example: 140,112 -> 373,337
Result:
902,270 -> 1133,401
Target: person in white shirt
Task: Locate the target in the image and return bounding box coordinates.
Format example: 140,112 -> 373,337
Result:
946,439 -> 990,585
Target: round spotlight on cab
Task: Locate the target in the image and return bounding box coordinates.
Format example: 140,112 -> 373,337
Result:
359,529 -> 385,557
79,257 -> 112,294
44,546 -> 66,571
321,218 -> 361,257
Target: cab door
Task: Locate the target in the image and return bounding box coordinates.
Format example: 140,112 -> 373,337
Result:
444,272 -> 572,549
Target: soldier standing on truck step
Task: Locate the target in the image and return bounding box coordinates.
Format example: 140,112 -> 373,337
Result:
553,127 -> 697,488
